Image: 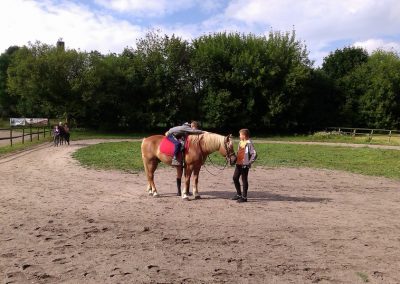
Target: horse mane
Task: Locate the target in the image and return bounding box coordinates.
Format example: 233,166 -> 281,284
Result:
190,132 -> 224,153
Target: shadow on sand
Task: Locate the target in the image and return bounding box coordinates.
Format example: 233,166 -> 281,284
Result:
200,190 -> 331,203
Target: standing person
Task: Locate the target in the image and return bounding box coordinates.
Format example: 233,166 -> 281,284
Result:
53,125 -> 60,146
232,129 -> 257,203
64,123 -> 70,145
165,122 -> 204,166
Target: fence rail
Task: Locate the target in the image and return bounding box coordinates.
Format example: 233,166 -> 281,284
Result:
327,127 -> 400,142
0,125 -> 51,146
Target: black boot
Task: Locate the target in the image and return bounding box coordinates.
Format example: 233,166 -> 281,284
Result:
176,178 -> 181,196
237,197 -> 247,203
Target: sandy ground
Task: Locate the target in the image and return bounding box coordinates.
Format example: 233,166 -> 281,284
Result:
1,139 -> 400,284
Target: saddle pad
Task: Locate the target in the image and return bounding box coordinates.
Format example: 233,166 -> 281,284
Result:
159,136 -> 190,157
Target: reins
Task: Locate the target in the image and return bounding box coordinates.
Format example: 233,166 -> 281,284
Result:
198,134 -> 231,176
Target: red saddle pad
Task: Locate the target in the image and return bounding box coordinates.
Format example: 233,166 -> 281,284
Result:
159,136 -> 190,158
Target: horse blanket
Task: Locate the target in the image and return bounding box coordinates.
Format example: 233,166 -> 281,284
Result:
159,136 -> 191,161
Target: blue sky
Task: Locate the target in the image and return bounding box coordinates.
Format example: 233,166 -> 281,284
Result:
1,0 -> 400,66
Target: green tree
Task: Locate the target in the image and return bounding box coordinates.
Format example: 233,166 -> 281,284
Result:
0,46 -> 19,117
135,31 -> 194,128
7,42 -> 88,122
321,46 -> 369,126
348,50 -> 400,128
191,30 -> 312,130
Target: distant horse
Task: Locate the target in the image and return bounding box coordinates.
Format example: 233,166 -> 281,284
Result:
141,132 -> 237,200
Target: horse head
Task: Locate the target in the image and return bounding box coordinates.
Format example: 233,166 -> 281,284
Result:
224,134 -> 237,165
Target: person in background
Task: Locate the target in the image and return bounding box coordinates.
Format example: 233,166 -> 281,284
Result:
64,123 -> 70,145
232,128 -> 257,203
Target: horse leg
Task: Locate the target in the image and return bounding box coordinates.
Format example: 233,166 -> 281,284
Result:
143,159 -> 159,197
192,166 -> 201,199
182,168 -> 192,200
176,166 -> 183,196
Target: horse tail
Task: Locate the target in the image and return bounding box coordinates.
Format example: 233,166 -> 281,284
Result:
141,138 -> 149,173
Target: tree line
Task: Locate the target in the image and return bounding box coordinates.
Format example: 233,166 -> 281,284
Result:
0,30 -> 399,132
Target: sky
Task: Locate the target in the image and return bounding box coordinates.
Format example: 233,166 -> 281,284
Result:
1,0 -> 400,66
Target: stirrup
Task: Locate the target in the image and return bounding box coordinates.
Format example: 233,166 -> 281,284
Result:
171,158 -> 181,166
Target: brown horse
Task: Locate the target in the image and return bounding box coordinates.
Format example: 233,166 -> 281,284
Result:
141,132 -> 237,200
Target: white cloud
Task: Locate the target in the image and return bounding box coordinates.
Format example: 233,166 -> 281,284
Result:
1,0 -> 400,67
220,0 -> 400,65
94,0 -> 194,17
0,0 -> 144,53
94,0 -> 223,16
225,0 -> 400,40
353,39 -> 400,54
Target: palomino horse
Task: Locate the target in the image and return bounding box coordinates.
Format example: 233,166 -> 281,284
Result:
141,132 -> 237,200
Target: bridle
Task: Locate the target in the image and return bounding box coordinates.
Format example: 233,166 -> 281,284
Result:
223,135 -> 236,164
200,135 -> 236,175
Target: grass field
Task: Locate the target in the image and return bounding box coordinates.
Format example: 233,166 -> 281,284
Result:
73,141 -> 400,180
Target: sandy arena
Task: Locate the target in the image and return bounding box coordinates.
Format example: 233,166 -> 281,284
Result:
1,140 -> 400,283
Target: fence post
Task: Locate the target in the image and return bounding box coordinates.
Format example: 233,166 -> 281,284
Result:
43,126 -> 46,138
10,126 -> 13,147
37,127 -> 39,140
30,125 -> 32,142
389,130 -> 392,142
22,128 -> 25,144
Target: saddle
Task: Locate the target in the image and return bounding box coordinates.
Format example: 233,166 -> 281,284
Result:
159,136 -> 190,162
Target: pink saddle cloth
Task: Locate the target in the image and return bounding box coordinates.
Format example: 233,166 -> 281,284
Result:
159,136 -> 190,159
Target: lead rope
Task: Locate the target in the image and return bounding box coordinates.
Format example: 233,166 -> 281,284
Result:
200,136 -> 230,176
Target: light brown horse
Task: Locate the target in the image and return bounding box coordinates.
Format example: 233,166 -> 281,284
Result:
141,132 -> 237,200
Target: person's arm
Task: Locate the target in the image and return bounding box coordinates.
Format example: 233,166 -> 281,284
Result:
248,141 -> 257,164
186,129 -> 204,135
165,126 -> 181,136
179,125 -> 204,135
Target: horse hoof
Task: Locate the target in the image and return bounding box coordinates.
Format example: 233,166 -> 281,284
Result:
148,191 -> 153,196
153,192 -> 159,197
182,195 -> 189,200
194,195 -> 201,200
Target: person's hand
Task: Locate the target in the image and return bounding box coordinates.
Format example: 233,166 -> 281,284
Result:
165,132 -> 168,136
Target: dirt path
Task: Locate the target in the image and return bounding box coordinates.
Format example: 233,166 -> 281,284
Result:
1,140 -> 400,283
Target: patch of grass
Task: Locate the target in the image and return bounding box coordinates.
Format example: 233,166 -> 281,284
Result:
258,143 -> 400,179
0,119 -> 9,128
73,141 -> 400,180
254,134 -> 400,146
71,129 -> 151,140
72,141 -> 144,173
356,272 -> 369,282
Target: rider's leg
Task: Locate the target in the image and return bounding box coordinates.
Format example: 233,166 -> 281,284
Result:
171,138 -> 181,165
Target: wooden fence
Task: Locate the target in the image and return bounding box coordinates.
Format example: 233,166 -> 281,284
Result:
0,125 -> 51,146
327,127 -> 400,142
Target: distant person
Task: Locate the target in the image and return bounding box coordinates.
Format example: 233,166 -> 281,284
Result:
53,125 -> 60,146
58,122 -> 66,145
232,128 -> 257,203
64,123 -> 70,145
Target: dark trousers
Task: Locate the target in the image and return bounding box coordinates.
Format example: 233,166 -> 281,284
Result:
167,134 -> 181,157
233,165 -> 249,198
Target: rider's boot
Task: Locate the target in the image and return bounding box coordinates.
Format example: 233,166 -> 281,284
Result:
171,155 -> 181,166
